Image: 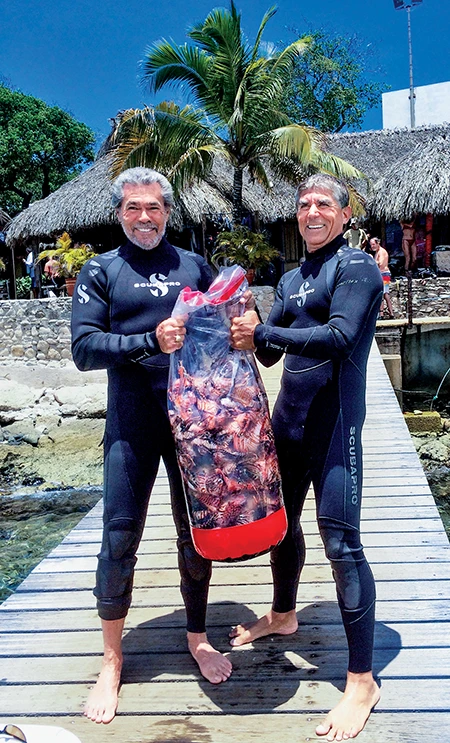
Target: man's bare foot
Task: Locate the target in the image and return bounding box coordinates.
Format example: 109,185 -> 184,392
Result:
315,671 -> 380,741
229,608 -> 298,646
84,655 -> 122,724
188,631 -> 232,684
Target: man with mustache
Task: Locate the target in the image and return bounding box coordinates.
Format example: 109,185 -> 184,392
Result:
71,167 -> 232,724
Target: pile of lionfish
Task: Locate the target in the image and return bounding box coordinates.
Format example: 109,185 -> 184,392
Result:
168,355 -> 283,530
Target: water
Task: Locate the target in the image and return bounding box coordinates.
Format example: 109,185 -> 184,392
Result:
427,474 -> 450,537
1,471 -> 448,606
0,486 -> 102,603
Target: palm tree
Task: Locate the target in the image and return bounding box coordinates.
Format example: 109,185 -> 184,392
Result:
111,2 -> 364,221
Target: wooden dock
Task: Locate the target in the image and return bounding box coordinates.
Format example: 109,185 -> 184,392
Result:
1,345 -> 450,741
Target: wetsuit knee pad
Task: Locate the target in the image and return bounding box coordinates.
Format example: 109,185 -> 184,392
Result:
106,518 -> 140,560
319,521 -> 374,612
319,522 -> 362,562
178,541 -> 211,582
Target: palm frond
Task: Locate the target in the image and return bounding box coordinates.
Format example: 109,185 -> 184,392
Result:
142,41 -> 211,99
308,149 -> 366,181
251,5 -> 277,61
271,37 -> 312,73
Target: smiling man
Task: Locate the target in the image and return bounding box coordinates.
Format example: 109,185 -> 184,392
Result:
71,168 -> 232,725
230,174 -> 383,741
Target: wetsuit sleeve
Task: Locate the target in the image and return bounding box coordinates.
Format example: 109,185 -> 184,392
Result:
254,252 -> 383,361
71,259 -> 162,371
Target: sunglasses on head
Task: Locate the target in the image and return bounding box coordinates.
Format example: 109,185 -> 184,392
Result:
0,726 -> 27,742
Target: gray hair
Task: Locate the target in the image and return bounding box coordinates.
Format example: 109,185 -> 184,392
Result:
295,173 -> 350,209
111,167 -> 174,209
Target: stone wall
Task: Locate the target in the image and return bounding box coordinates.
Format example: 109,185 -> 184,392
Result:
0,288 -> 276,365
251,286 -> 275,323
0,278 -> 447,365
0,298 -> 72,365
391,276 -> 450,318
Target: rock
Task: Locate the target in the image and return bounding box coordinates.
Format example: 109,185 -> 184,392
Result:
0,380 -> 40,411
0,417 -> 104,487
2,421 -> 41,447
404,410 -> 442,433
416,439 -> 449,463
439,433 -> 450,448
53,383 -> 106,418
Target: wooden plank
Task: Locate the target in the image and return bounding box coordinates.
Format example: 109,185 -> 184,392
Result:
2,599 -> 450,633
2,646 -> 450,684
14,560 -> 450,593
40,533 -> 448,561
0,713 -> 449,743
2,578 -> 450,613
1,621 -> 449,660
1,678 -> 450,715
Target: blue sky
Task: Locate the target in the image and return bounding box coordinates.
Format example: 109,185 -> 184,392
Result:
1,0 -> 449,149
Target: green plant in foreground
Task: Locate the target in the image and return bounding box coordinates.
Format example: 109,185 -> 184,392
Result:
15,275 -> 32,298
38,231 -> 97,278
212,227 -> 279,272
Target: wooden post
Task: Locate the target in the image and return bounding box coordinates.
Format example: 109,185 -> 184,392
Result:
406,270 -> 413,329
425,213 -> 433,268
201,215 -> 207,260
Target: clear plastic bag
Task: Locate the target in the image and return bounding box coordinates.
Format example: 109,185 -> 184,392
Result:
168,265 -> 287,561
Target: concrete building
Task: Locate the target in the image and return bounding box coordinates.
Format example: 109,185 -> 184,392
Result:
382,81 -> 450,129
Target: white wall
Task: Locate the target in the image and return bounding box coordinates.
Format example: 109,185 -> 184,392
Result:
382,81 -> 450,129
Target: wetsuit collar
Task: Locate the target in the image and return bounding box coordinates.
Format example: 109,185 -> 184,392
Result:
304,234 -> 347,261
123,236 -> 172,255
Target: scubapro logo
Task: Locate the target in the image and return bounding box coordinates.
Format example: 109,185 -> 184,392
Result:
133,273 -> 181,297
348,426 -> 358,505
290,281 -> 315,307
76,284 -> 90,304
149,273 -> 169,297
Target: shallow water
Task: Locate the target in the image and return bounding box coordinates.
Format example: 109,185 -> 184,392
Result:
428,479 -> 450,537
0,486 -> 102,603
1,472 -> 449,606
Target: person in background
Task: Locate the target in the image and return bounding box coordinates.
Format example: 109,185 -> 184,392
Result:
400,218 -> 416,273
23,247 -> 38,298
370,237 -> 394,318
71,167 -> 234,725
343,218 -> 368,250
230,173 -> 383,741
43,255 -> 66,295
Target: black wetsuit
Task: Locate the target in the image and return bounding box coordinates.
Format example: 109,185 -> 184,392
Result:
71,238 -> 213,630
253,235 -> 383,674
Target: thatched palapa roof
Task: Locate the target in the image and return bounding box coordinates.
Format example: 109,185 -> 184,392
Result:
5,123 -> 450,247
369,132 -> 450,220
5,154 -> 297,248
327,124 -> 450,184
0,208 -> 11,231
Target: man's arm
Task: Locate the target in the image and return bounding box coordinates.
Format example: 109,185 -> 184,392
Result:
71,258 -> 165,371
253,253 -> 382,361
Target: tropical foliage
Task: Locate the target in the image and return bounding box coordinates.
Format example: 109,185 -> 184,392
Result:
212,227 -> 279,271
280,31 -> 388,132
38,232 -> 97,278
109,2 -> 364,222
0,85 -> 95,214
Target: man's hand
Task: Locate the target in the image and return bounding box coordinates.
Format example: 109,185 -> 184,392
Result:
239,289 -> 256,311
230,310 -> 261,351
156,317 -> 186,354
